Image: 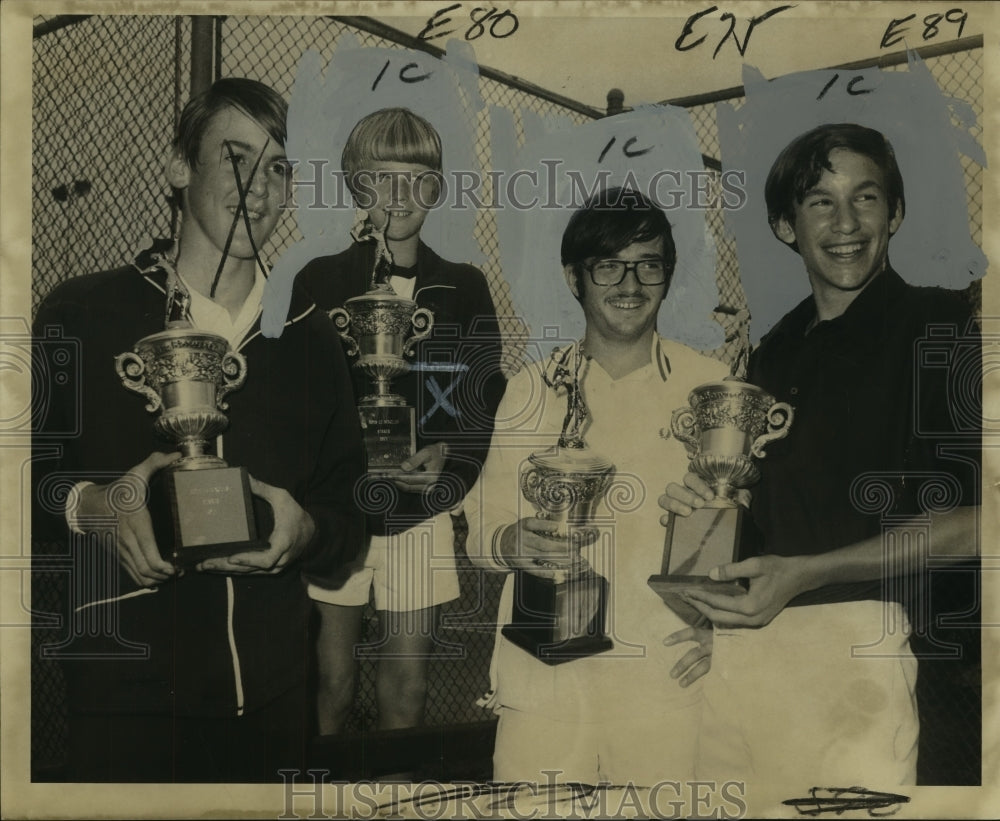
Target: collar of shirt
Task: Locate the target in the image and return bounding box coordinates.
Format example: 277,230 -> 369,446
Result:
554,335 -> 672,385
764,268 -> 905,351
390,274 -> 416,301
180,265 -> 266,349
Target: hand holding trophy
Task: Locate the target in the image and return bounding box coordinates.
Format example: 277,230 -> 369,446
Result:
501,343 -> 616,664
648,311 -> 793,623
114,277 -> 271,566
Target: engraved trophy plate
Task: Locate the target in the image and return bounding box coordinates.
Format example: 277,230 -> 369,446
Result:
330,289 -> 433,474
360,403 -> 417,474
502,344 -> 615,665
648,377 -> 792,623
116,326 -> 271,565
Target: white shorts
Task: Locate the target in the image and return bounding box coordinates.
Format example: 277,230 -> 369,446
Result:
307,512 -> 460,612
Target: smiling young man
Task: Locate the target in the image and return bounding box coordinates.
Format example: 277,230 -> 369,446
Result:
463,188 -> 727,786
660,124 -> 981,790
31,78 -> 364,782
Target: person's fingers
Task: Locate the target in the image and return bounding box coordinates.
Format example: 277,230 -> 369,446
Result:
199,540 -> 288,574
399,449 -> 432,472
125,512 -> 176,578
199,556 -> 251,574
675,594 -> 724,625
522,546 -> 577,567
709,557 -> 759,582
118,514 -> 174,581
658,493 -> 694,521
399,443 -> 448,473
112,537 -> 144,587
132,450 -> 182,480
231,544 -> 290,573
677,657 -> 711,688
519,563 -> 568,580
662,626 -> 698,646
670,643 -> 709,680
682,472 -> 715,500
682,587 -> 752,615
247,474 -> 279,502
680,592 -> 759,628
659,482 -> 703,512
391,473 -> 440,492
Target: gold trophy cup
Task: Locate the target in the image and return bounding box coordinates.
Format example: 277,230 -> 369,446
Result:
115,326 -> 270,565
502,344 -> 615,664
329,290 -> 433,474
648,378 -> 793,623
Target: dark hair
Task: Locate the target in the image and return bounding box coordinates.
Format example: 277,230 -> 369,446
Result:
173,78 -> 287,168
764,123 -> 905,237
341,107 -> 442,197
560,187 -> 676,297
170,79 -> 287,211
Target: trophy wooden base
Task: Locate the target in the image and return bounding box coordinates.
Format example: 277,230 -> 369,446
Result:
647,503 -> 760,625
148,465 -> 273,566
646,575 -> 747,625
501,569 -> 613,665
361,404 -> 416,474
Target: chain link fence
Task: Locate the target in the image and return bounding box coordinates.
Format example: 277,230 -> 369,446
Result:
31,14 -> 191,778
31,14 -> 983,783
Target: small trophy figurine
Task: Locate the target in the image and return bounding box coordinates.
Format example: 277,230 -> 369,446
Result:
502,343 -> 615,664
329,214 -> 434,473
648,310 -> 794,623
115,265 -> 270,565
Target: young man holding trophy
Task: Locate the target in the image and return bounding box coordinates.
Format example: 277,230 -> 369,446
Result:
464,188 -> 727,785
660,124 -> 981,789
31,78 -> 365,781
295,108 -> 506,733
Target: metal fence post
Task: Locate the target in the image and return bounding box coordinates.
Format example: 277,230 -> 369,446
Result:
190,15 -> 214,97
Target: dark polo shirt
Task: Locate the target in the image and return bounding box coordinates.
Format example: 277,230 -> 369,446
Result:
746,268 -> 980,606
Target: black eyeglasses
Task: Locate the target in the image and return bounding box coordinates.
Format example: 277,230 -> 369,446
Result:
585,258 -> 669,286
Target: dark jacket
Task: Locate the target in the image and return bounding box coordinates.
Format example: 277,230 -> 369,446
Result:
32,263 -> 365,715
296,240 -> 506,534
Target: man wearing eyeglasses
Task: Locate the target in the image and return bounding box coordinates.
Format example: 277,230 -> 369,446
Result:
464,187 -> 728,786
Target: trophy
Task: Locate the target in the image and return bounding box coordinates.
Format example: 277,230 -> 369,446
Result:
115,279 -> 271,565
648,312 -> 793,623
329,217 -> 433,474
501,343 -> 615,665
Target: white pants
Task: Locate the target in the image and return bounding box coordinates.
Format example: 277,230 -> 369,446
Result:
696,601 -> 919,798
493,689 -> 702,787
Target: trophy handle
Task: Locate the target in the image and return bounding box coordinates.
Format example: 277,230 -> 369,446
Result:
669,407 -> 701,457
520,467 -> 541,507
216,350 -> 247,410
404,308 -> 434,357
750,401 -> 795,458
114,351 -> 161,413
328,307 -> 358,356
